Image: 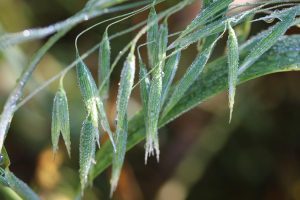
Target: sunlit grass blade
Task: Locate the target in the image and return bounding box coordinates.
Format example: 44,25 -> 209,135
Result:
180,0 -> 232,37
161,51 -> 181,106
168,6 -> 258,50
147,7 -> 159,68
158,23 -> 168,62
238,6 -> 298,74
79,114 -> 97,192
92,34 -> 300,180
96,99 -> 116,151
5,170 -> 40,200
145,24 -> 168,163
139,56 -> 150,141
98,30 -> 110,99
51,91 -> 60,154
162,41 -> 216,118
110,115 -> 128,197
110,53 -> 135,195
139,56 -> 150,109
227,21 -> 239,123
115,53 -> 136,139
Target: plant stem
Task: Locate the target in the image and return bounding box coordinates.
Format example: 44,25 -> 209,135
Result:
0,28 -> 70,152
0,0 -> 132,50
0,0 -> 138,153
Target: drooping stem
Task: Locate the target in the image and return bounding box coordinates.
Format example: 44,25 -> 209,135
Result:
0,28 -> 70,152
0,0 -> 141,153
0,0 -> 135,49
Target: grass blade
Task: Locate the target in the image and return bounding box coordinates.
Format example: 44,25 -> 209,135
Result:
169,6 -> 258,50
51,91 -> 61,154
5,170 -> 40,200
162,41 -> 216,118
98,30 -> 111,99
79,114 -> 97,192
139,56 -> 150,109
239,6 -> 298,74
110,115 -> 128,197
161,51 -> 181,106
139,56 -> 150,144
110,53 -> 135,194
147,7 -> 159,68
180,0 -> 232,37
115,53 -> 136,139
51,87 -> 71,156
91,34 -> 300,180
227,21 -> 239,123
145,24 -> 168,163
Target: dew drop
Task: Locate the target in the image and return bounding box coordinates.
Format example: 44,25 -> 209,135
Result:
22,30 -> 30,37
0,154 -> 4,165
84,15 -> 89,21
264,18 -> 275,24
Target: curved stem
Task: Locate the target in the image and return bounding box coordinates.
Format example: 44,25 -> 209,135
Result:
0,28 -> 70,152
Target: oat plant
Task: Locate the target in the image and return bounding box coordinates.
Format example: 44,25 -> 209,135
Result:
0,0 -> 300,198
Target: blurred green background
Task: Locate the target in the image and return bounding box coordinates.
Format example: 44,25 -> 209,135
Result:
1,0 -> 300,199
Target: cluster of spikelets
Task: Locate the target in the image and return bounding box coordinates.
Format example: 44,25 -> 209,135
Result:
49,0 -> 300,197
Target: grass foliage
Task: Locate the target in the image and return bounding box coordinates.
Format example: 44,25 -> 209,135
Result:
0,0 -> 300,198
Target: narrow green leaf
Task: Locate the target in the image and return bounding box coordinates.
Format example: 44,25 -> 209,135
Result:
91,35 -> 300,180
5,170 -> 40,200
145,24 -> 168,163
227,21 -> 239,123
51,87 -> 71,156
96,99 -> 116,151
110,53 -> 135,195
139,56 -> 150,142
147,7 -> 159,68
51,91 -> 60,153
162,42 -> 216,118
180,0 -> 232,37
110,115 -> 128,197
76,55 -> 116,151
161,51 -> 181,106
139,56 -> 150,109
79,115 -> 97,191
239,6 -> 298,74
169,7 -> 256,50
158,24 -> 168,62
115,53 -> 136,139
98,30 -> 110,99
